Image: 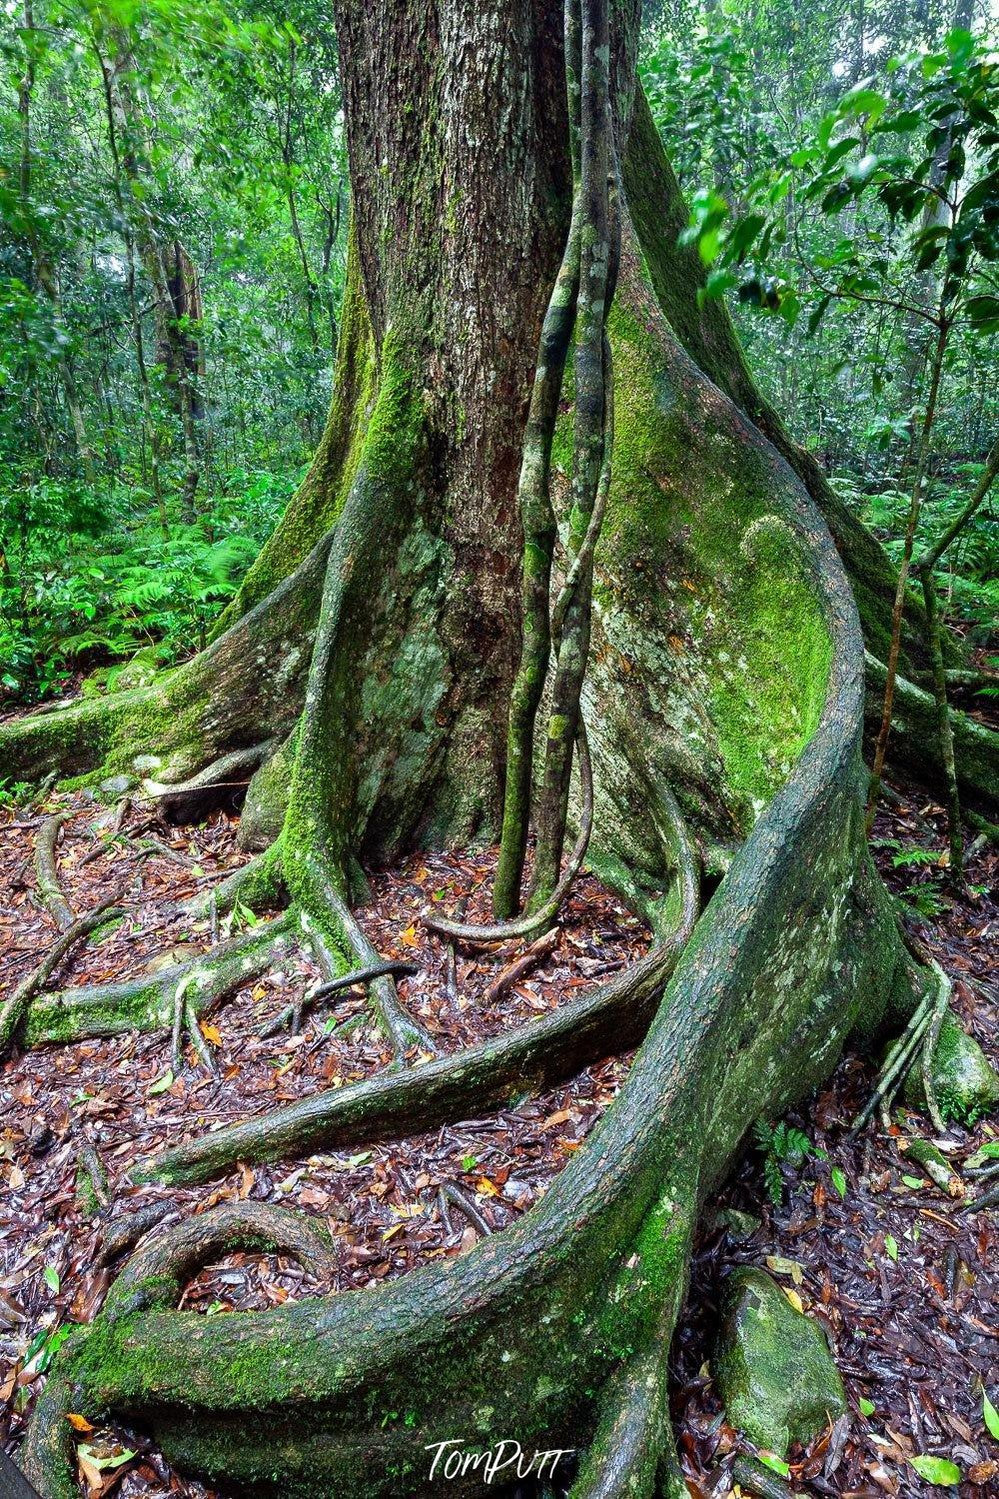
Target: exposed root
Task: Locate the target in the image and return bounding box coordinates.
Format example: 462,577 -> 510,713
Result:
864,651 -> 999,810
171,971 -> 219,1075
188,839 -> 289,919
0,898 -> 123,1058
80,793 -> 132,866
423,720 -> 594,946
20,913 -> 292,1050
570,1198 -> 692,1499
105,1201 -> 336,1318
137,805 -> 698,1185
851,971 -> 941,1133
77,1134 -> 112,1211
438,1182 -> 493,1238
34,812 -> 73,930
569,1344 -> 671,1499
149,738 -> 276,821
731,1454 -> 797,1499
259,958 -> 419,1039
309,873 -> 436,1062
962,1180 -> 999,1214
95,1203 -> 174,1270
919,960 -> 952,1135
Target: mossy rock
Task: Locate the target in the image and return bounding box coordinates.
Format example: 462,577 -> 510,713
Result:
714,1267 -> 846,1455
903,1013 -> 999,1125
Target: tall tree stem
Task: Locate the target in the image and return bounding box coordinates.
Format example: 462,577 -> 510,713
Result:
865,316 -> 948,828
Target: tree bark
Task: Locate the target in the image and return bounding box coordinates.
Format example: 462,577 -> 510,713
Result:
6,10 -> 996,1493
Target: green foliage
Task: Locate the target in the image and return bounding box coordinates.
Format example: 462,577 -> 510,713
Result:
0,468 -> 297,701
752,1120 -> 822,1204
910,1455 -> 962,1486
0,0 -> 347,701
644,8 -> 999,643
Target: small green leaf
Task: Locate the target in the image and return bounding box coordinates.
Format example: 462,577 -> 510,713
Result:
758,1453 -> 791,1477
965,1142 -> 999,1168
78,1445 -> 136,1473
902,1175 -> 925,1189
910,1455 -> 961,1486
884,1233 -> 899,1261
461,1155 -> 478,1172
984,1390 -> 999,1441
859,1396 -> 876,1417
43,1264 -> 60,1293
148,1069 -> 174,1095
831,1166 -> 848,1198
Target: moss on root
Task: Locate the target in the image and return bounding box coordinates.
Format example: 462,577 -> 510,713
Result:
17,210 -> 928,1499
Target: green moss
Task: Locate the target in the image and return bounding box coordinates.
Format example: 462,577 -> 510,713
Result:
714,1267 -> 846,1456
577,295 -> 835,825
240,737 -> 296,852
903,1013 -> 999,1124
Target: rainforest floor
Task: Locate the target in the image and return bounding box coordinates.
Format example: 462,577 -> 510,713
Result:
0,772 -> 996,1499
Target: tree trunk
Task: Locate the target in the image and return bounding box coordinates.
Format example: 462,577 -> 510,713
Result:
8,6 -> 997,1494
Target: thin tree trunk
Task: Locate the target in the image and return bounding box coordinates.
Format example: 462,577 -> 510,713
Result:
17,0 -> 92,475
866,316 -> 949,826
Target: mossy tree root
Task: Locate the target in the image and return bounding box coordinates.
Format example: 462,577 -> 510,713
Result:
297,863 -> 436,1062
19,1203 -> 336,1499
15,294 -> 933,1499
18,914 -> 293,1053
35,813 -> 73,930
568,1218 -> 692,1499
149,738 -> 277,822
136,818 -> 698,1187
104,1201 -> 336,1319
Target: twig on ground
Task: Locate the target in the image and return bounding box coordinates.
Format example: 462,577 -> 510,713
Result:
483,926 -> 560,1004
